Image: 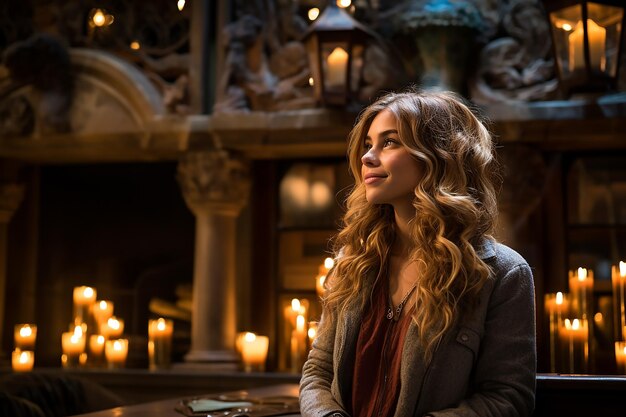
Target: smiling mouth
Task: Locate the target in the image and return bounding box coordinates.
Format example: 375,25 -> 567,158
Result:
364,175 -> 386,184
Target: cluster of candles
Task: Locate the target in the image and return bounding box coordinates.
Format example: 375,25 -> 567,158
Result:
12,324 -> 37,372
545,264 -> 626,374
62,286 -> 129,369
11,285 -> 175,372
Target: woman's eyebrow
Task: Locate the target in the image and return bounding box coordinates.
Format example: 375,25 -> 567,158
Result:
365,129 -> 399,140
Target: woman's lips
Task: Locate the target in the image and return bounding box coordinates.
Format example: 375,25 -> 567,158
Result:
364,174 -> 386,184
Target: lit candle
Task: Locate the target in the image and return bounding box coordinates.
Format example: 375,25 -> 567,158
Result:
105,339 -> 128,369
92,300 -> 114,326
290,314 -> 308,373
326,47 -> 348,87
148,318 -> 173,370
73,286 -> 97,324
315,258 -> 334,297
241,332 -> 269,372
568,268 -> 593,320
569,19 -> 606,72
101,317 -> 124,339
89,334 -> 106,366
14,324 -> 37,350
12,350 -> 34,372
616,341 -> 626,374
62,330 -> 86,368
612,262 -> 626,341
308,321 -> 319,350
559,318 -> 589,373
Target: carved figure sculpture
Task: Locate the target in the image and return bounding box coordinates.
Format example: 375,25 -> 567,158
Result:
2,33 -> 74,133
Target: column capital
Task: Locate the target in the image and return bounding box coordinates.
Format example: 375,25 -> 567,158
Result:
0,183 -> 25,223
177,151 -> 250,217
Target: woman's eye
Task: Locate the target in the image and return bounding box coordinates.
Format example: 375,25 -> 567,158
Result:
363,143 -> 372,151
383,138 -> 397,147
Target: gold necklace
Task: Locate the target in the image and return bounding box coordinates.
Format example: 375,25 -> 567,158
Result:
386,283 -> 417,321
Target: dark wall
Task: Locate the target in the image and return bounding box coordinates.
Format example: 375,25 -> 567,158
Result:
5,162 -> 195,366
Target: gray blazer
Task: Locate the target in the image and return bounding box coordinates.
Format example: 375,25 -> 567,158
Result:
300,240 -> 536,417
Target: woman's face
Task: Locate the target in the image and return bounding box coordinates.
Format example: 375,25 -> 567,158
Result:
361,109 -> 420,211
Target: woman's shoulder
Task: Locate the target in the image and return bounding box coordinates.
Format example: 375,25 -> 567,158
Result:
481,239 -> 532,278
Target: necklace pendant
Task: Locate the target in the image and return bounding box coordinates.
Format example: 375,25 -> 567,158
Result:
386,307 -> 394,320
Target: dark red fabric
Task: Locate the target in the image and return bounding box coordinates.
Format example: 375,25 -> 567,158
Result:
352,280 -> 413,417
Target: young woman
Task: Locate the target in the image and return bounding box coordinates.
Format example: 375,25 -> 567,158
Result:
299,90 -> 536,417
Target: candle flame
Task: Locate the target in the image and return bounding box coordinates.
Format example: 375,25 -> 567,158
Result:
108,318 -> 120,330
177,0 -> 185,11
308,77 -> 314,86
113,340 -> 122,351
337,0 -> 351,7
297,315 -> 305,331
564,318 -> 571,329
92,9 -> 106,26
577,267 -> 587,281
620,261 -> 626,277
320,275 -> 326,287
84,287 -> 95,298
572,318 -> 580,330
19,351 -> 30,364
291,298 -> 300,311
308,8 -> 320,21
19,326 -> 32,337
98,300 -> 108,310
308,327 -> 317,339
97,335 -> 105,344
70,334 -> 81,344
73,325 -> 83,337
157,318 -> 166,331
244,332 -> 256,342
324,257 -> 334,269
556,292 -> 563,305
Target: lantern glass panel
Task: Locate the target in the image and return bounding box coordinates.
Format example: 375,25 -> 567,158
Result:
588,2 -> 623,77
351,44 -> 364,92
550,4 -> 582,79
321,42 -> 349,92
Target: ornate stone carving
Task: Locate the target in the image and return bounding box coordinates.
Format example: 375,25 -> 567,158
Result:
177,151 -> 250,215
2,33 -> 74,133
469,0 -> 558,103
214,9 -> 315,113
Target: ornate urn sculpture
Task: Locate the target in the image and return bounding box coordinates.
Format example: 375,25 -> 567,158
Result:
398,0 -> 484,93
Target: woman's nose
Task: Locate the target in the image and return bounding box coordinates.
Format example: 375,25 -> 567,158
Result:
362,149 -> 378,166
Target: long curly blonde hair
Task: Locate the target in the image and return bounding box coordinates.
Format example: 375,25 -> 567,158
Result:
324,89 -> 499,361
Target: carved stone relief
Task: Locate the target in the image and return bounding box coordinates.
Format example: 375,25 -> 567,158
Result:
468,0 -> 559,103
177,151 -> 251,215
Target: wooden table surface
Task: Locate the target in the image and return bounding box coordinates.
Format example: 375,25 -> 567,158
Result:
73,383 -> 301,417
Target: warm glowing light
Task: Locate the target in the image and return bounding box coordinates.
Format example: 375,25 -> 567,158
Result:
308,327 -> 316,339
291,298 -> 301,311
577,267 -> 587,281
308,77 -> 314,86
157,318 -> 166,331
337,0 -> 351,7
108,317 -> 121,330
296,315 -> 306,332
562,23 -> 572,31
620,261 -> 626,276
594,312 -> 603,323
130,41 -> 140,50
324,257 -> 334,270
244,332 -> 256,343
73,325 -> 84,337
178,0 -> 185,11
556,291 -> 564,305
308,8 -> 320,21
93,9 -> 106,26
20,326 -> 32,338
326,47 -> 349,86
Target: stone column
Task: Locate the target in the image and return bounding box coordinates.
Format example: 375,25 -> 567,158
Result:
177,151 -> 250,368
0,184 -> 24,357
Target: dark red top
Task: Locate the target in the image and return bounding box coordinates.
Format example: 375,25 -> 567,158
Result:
352,280 -> 414,417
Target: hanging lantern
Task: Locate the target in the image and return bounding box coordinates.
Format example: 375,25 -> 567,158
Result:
543,0 -> 624,95
302,1 -> 375,106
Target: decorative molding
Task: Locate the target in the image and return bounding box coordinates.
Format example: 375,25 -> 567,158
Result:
176,150 -> 250,216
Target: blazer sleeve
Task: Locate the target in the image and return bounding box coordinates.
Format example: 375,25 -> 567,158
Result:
299,307 -> 348,417
427,263 -> 537,417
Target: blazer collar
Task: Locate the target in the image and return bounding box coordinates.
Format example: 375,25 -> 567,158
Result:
476,238 -> 496,260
